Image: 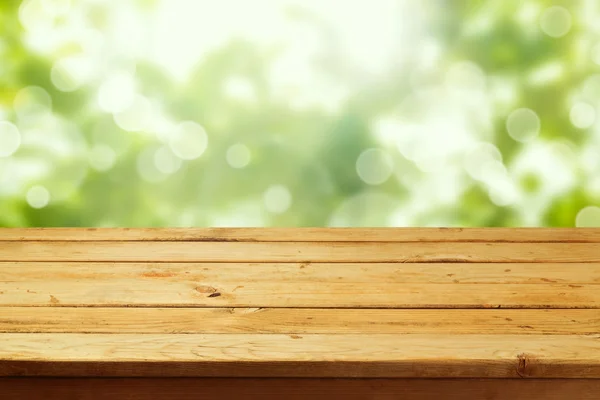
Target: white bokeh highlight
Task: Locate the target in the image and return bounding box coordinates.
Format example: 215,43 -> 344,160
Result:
154,146 -> 182,174
223,76 -> 257,103
51,56 -> 94,92
570,102 -> 596,129
88,144 -> 117,172
506,108 -> 540,142
226,143 -> 251,169
114,95 -> 153,132
264,184 -> 292,214
329,191 -> 400,227
98,72 -> 136,114
169,121 -> 208,160
26,185 -> 50,208
444,61 -> 486,93
0,121 -> 21,157
464,142 -> 503,181
540,6 -> 572,38
356,148 -> 393,185
137,146 -> 167,183
576,206 -> 600,227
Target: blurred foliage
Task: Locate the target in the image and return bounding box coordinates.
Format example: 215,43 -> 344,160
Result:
0,0 -> 599,227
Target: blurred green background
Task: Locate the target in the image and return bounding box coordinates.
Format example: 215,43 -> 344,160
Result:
1,0 -> 599,227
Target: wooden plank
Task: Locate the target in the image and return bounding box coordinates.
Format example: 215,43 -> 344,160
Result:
1,281 -> 598,308
2,228 -> 599,242
2,262 -> 599,284
0,333 -> 599,378
1,262 -> 598,307
1,308 -> 598,335
1,242 -> 599,262
1,378 -> 599,400
2,263 -> 599,307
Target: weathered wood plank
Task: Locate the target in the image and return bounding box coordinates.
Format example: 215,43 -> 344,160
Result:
2,262 -> 599,284
2,263 -> 598,308
1,242 -> 599,262
1,228 -> 599,242
1,277 -> 598,308
1,282 -> 598,308
1,378 -> 599,400
1,261 -> 598,307
1,229 -> 598,382
1,308 -> 597,335
1,334 -> 599,378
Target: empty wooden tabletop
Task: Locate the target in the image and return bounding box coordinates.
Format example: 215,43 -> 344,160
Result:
0,228 -> 599,380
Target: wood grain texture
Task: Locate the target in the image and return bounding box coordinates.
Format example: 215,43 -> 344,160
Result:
1,262 -> 598,308
1,241 -> 599,262
1,378 -> 599,400
1,228 -> 600,242
1,308 -> 598,334
1,333 -> 599,378
1,281 -> 598,308
2,228 -> 599,381
3,262 -> 599,284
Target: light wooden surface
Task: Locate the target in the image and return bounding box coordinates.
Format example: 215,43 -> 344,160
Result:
1,378 -> 599,400
2,308 -> 598,334
1,333 -> 600,377
0,228 -> 599,383
1,227 -> 599,242
1,281 -> 598,308
3,262 -> 599,283
1,241 -> 599,262
1,262 -> 598,308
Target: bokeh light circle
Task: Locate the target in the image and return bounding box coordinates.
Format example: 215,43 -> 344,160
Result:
506,108 -> 540,142
223,76 -> 257,102
356,148 -> 393,185
582,75 -> 600,99
114,95 -> 153,132
464,142 -> 503,181
26,185 -> 50,209
540,6 -> 572,38
88,144 -> 117,172
226,143 -> 251,168
98,72 -> 136,114
169,121 -> 208,160
264,184 -> 292,214
488,183 -> 519,207
0,121 -> 21,157
576,206 -> 600,227
137,146 -> 167,183
570,102 -> 596,129
19,0 -> 53,33
329,191 -> 400,227
51,60 -> 79,92
154,146 -> 182,174
16,115 -> 89,202
13,86 -> 52,122
445,61 -> 486,92
51,57 -> 93,92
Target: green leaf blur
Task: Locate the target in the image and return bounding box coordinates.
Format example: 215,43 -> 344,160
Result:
0,0 -> 599,227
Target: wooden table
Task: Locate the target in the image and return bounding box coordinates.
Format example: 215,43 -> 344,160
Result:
0,228 -> 599,399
